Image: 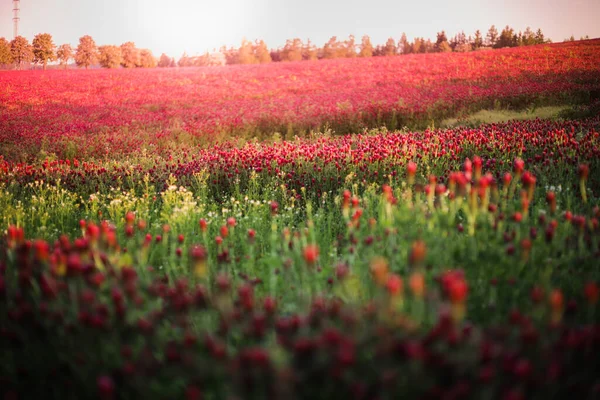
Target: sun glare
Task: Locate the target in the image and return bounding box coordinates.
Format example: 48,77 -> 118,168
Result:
137,0 -> 253,56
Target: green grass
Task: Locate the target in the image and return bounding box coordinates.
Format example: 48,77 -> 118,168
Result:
441,105 -> 571,128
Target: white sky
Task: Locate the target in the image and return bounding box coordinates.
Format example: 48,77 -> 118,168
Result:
0,0 -> 598,57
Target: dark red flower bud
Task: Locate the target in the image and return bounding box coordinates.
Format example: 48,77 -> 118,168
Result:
216,274 -> 230,292
137,318 -> 153,334
513,358 -> 532,379
406,161 -> 417,178
125,225 -> 134,237
578,164 -> 589,180
264,296 -> 276,315
97,375 -> 115,400
512,212 -> 522,223
199,219 -> 208,232
584,282 -> 599,304
125,212 -> 135,225
530,286 -> 544,304
513,158 -> 525,174
270,201 -> 279,215
303,244 -> 319,266
335,263 -> 349,280
67,254 -> 83,276
185,385 -> 202,400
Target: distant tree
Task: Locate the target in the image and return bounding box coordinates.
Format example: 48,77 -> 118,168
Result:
120,42 -> 140,68
281,38 -> 303,62
269,49 -> 282,62
580,35 -> 589,41
206,51 -> 226,66
496,25 -> 516,48
534,28 -> 547,44
398,33 -> 411,54
435,31 -> 451,52
383,37 -> 397,56
301,39 -> 318,61
177,52 -> 186,67
472,30 -> 483,49
448,36 -> 457,51
221,46 -> 240,65
359,35 -> 373,57
322,36 -> 339,59
520,27 -> 534,46
515,31 -> 523,47
169,57 -> 177,67
455,42 -> 472,52
236,39 -> 257,64
32,33 -> 56,70
178,52 -> 191,67
451,31 -> 468,51
410,37 -> 433,54
192,53 -> 210,67
253,40 -> 271,63
435,31 -> 448,51
436,31 -> 448,44
158,53 -> 171,67
56,44 -> 72,69
343,35 -> 357,58
423,39 -> 435,53
411,38 -> 423,54
98,45 -> 122,68
139,49 -> 156,68
0,38 -> 13,66
459,31 -> 468,46
194,53 -> 206,67
372,44 -> 384,57
438,41 -> 452,52
10,36 -> 33,70
75,35 -> 98,69
486,25 -> 498,47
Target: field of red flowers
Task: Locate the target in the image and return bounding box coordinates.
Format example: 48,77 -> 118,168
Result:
1,40 -> 600,162
2,117 -> 599,204
1,139 -> 599,397
1,40 -> 600,399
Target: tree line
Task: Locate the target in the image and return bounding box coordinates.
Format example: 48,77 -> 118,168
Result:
169,25 -> 555,67
0,25 -> 567,70
0,34 -> 156,70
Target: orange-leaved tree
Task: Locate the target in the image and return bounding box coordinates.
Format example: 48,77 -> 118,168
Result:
56,44 -> 72,69
0,37 -> 13,66
98,45 -> 122,68
32,33 -> 56,70
120,42 -> 140,68
75,35 -> 98,69
10,36 -> 33,70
